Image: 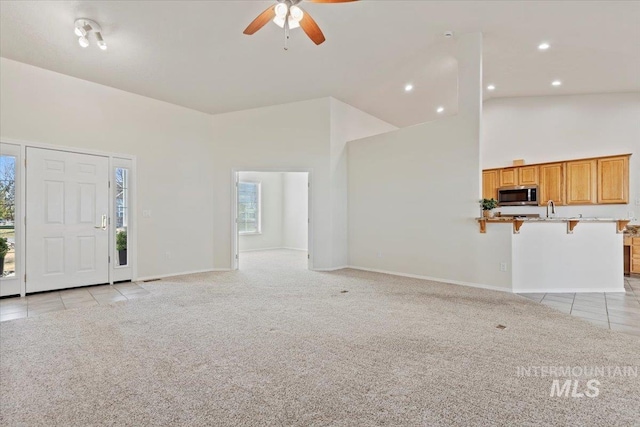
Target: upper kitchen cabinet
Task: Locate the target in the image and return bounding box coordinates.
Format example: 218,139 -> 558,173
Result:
518,166 -> 539,186
597,155 -> 629,204
482,170 -> 499,200
499,168 -> 518,187
483,153 -> 631,206
538,163 -> 565,205
566,159 -> 598,205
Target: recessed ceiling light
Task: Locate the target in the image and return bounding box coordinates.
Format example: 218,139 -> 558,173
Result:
436,106 -> 444,113
538,42 -> 550,50
551,80 -> 562,87
487,84 -> 496,91
404,84 -> 414,92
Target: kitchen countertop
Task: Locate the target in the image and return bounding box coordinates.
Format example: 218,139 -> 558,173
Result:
475,216 -> 631,234
476,216 -> 628,222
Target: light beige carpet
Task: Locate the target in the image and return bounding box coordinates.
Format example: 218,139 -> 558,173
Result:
1,250 -> 639,426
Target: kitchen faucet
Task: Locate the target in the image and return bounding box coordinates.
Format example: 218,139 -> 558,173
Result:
546,200 -> 556,218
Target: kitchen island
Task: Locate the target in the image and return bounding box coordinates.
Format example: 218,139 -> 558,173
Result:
477,217 -> 628,293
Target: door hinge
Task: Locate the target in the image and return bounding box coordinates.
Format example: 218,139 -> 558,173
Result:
108,256 -> 111,263
24,274 -> 27,282
235,254 -> 238,260
24,216 -> 26,226
24,158 -> 27,167
307,254 -> 310,259
109,181 -> 111,188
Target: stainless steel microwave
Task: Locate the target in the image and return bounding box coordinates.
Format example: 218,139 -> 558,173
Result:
497,186 -> 538,206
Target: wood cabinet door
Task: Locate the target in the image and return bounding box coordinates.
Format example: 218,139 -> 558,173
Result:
518,166 -> 538,186
499,168 -> 518,187
632,242 -> 640,273
597,156 -> 629,204
538,163 -> 565,205
566,160 -> 597,205
482,170 -> 499,200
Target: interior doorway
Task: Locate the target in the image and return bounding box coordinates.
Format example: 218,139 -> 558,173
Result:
233,170 -> 310,270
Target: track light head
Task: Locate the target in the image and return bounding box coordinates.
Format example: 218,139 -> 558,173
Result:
74,18 -> 107,51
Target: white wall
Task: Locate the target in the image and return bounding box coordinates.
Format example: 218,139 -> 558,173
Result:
238,172 -> 283,251
211,98 -> 394,271
0,58 -> 215,279
348,33 -> 512,291
512,222 -> 623,293
211,98 -> 333,269
483,93 -> 640,219
283,172 -> 309,250
330,98 -> 398,267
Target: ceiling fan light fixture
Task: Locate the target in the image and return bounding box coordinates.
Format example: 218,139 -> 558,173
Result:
275,3 -> 289,18
290,6 -> 304,22
273,16 -> 301,29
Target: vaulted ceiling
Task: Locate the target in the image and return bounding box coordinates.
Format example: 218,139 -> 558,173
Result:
1,1 -> 638,127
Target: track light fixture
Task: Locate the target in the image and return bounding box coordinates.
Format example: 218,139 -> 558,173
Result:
74,18 -> 107,50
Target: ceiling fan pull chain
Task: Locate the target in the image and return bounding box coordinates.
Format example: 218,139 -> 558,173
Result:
284,16 -> 290,50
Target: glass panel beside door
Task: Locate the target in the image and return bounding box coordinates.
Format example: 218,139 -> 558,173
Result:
115,167 -> 129,267
0,155 -> 16,278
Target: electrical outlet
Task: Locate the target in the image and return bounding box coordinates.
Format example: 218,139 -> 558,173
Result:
629,212 -> 636,220
377,251 -> 383,258
635,197 -> 640,206
500,262 -> 508,272
143,210 -> 152,218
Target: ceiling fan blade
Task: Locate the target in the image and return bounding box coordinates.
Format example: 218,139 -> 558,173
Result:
299,11 -> 326,45
306,0 -> 358,3
243,5 -> 276,35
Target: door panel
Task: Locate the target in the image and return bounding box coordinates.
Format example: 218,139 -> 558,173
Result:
538,163 -> 565,205
566,160 -> 597,205
597,156 -> 629,204
26,148 -> 109,292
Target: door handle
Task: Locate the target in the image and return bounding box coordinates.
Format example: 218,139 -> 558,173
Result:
95,214 -> 107,230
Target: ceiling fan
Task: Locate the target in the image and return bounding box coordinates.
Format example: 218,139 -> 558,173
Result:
243,0 -> 358,49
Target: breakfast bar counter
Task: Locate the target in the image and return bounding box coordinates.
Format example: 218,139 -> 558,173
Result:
477,217 -> 628,293
476,217 -> 630,235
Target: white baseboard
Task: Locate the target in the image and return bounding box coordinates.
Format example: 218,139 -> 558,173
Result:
346,265 -> 512,293
514,287 -> 625,294
136,268 -> 218,282
239,247 -> 307,253
312,265 -> 349,272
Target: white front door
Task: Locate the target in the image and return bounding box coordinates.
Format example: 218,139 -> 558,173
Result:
26,148 -> 109,292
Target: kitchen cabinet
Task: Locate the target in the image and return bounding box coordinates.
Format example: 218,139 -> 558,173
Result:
566,159 -> 597,205
598,156 -> 629,204
538,163 -> 565,205
482,170 -> 499,200
518,166 -> 539,186
499,168 -> 518,187
482,153 -> 630,206
632,237 -> 640,274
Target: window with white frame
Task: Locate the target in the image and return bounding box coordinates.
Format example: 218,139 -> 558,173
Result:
238,182 -> 261,234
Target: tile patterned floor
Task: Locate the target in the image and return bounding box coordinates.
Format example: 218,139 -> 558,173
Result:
518,276 -> 640,337
0,282 -> 150,322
